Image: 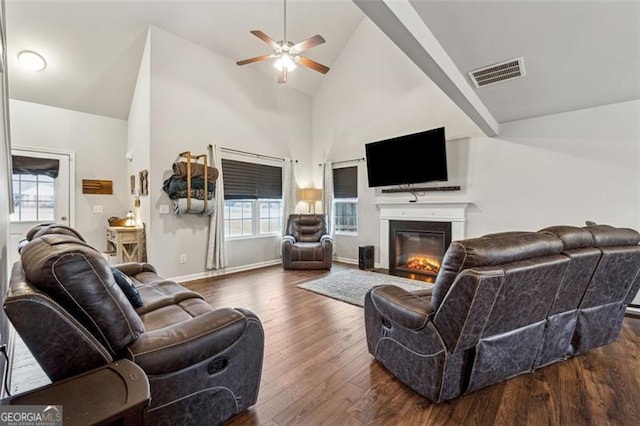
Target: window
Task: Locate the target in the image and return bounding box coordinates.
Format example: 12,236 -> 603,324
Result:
222,158 -> 283,238
11,174 -> 55,222
333,166 -> 358,234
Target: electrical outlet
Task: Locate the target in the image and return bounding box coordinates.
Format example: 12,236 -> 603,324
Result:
180,254 -> 187,264
93,205 -> 103,214
159,204 -> 170,214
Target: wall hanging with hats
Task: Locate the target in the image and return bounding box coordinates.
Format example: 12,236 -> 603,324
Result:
162,151 -> 218,217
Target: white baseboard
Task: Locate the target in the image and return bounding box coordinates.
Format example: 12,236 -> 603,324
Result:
627,305 -> 640,317
168,259 -> 282,284
334,256 -> 357,265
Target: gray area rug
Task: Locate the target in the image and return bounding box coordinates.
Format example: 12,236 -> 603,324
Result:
297,269 -> 433,307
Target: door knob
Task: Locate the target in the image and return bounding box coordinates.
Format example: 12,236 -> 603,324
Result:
61,216 -> 68,221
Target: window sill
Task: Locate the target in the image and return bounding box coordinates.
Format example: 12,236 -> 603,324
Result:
334,231 -> 358,237
225,233 -> 281,242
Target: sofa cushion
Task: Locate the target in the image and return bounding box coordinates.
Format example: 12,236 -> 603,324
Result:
286,214 -> 329,242
128,305 -> 247,375
539,225 -> 594,250
28,223 -> 86,242
21,234 -> 144,355
134,279 -> 203,315
431,232 -> 563,310
585,224 -> 640,247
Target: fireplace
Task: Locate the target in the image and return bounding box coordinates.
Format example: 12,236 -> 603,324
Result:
389,220 -> 452,282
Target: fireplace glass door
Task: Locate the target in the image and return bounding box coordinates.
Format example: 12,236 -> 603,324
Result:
389,220 -> 452,281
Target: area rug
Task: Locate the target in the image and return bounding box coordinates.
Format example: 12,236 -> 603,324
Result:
297,269 -> 432,307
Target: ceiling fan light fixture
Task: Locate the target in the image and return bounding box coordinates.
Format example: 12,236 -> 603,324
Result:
18,50 -> 47,72
273,54 -> 297,71
236,0 -> 328,83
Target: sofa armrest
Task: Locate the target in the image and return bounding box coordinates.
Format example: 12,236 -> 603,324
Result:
282,235 -> 296,245
370,285 -> 434,330
127,307 -> 248,375
320,234 -> 333,245
112,262 -> 157,276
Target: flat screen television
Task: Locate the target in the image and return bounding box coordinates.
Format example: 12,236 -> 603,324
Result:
365,127 -> 448,188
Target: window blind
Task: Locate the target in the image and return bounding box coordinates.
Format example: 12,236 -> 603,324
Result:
333,166 -> 357,199
222,158 -> 282,200
12,155 -> 60,178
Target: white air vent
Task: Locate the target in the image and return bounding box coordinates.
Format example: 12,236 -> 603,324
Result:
468,57 -> 525,88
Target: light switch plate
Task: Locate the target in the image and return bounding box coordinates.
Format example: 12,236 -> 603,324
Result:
159,204 -> 170,214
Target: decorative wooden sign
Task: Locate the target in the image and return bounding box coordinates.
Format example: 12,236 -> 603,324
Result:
82,179 -> 113,194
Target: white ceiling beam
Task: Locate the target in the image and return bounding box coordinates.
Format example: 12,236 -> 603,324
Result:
353,0 -> 499,137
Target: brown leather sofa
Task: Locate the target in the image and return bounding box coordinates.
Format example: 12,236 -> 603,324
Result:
364,224 -> 640,402
5,224 -> 264,425
282,214 -> 333,270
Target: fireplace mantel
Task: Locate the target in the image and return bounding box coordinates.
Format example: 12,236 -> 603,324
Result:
376,200 -> 470,269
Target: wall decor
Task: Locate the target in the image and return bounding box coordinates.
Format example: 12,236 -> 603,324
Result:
130,175 -> 136,195
139,170 -> 148,196
82,179 -> 113,194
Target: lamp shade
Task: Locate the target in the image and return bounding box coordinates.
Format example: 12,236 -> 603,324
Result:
299,188 -> 322,202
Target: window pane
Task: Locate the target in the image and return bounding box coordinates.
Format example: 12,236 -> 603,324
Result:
38,203 -> 54,221
224,200 -> 256,237
242,219 -> 252,235
11,174 -> 57,223
334,200 -> 358,233
228,202 -> 243,219
258,200 -> 282,234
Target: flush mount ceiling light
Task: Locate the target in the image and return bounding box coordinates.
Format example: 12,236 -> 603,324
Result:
236,0 -> 329,84
18,50 -> 47,71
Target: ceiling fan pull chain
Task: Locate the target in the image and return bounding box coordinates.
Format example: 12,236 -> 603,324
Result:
283,0 -> 287,43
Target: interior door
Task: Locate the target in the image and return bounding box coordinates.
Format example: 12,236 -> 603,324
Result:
9,148 -> 73,265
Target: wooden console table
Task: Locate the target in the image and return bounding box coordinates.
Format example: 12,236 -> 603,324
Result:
106,226 -> 146,263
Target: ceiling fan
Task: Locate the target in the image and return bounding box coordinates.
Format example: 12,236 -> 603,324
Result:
236,0 -> 330,84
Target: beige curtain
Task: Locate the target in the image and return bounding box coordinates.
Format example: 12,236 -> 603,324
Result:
322,161 -> 334,235
206,144 -> 226,270
281,158 -> 296,236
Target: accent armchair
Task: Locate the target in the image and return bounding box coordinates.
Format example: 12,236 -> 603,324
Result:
282,214 -> 333,270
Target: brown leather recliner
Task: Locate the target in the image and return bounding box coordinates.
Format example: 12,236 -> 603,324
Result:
282,214 -> 333,270
364,224 -> 640,402
5,225 -> 264,425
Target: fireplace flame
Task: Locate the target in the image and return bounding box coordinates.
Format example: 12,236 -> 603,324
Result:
406,256 -> 441,274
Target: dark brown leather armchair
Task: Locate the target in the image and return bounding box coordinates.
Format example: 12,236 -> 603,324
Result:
5,225 -> 264,425
365,224 -> 640,402
282,214 -> 333,270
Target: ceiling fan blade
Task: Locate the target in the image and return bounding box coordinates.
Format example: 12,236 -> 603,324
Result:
236,53 -> 273,66
291,34 -> 326,53
278,67 -> 288,84
296,56 -> 330,74
250,30 -> 281,51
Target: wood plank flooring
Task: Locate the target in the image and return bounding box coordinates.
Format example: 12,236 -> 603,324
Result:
183,263 -> 640,426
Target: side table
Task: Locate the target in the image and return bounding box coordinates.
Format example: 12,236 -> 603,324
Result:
2,360 -> 150,426
106,226 -> 146,263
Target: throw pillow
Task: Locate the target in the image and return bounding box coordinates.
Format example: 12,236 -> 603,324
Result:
111,267 -> 143,308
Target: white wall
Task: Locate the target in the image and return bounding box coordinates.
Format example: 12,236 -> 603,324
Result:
312,18 -> 482,261
127,28 -> 152,230
0,63 -> 11,357
312,18 -> 640,270
140,26 -> 313,277
9,100 -> 129,249
465,100 -> 640,236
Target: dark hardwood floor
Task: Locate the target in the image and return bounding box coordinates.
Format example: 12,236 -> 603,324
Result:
184,263 -> 640,426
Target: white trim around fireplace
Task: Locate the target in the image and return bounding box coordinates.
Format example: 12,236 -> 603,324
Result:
376,200 -> 470,269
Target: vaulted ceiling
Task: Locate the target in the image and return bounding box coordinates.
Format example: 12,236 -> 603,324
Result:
6,0 -> 640,131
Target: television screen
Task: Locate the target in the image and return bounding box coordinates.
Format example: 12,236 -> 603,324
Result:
365,127 -> 448,188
